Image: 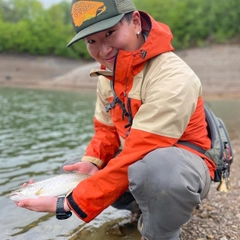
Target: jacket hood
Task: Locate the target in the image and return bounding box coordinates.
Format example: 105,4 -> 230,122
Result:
136,11 -> 174,62
117,11 -> 174,66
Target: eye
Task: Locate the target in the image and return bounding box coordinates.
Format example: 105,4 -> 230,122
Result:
106,30 -> 115,37
87,39 -> 95,44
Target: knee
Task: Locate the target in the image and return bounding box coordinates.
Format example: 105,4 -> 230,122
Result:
128,148 -> 176,199
128,147 -> 202,204
128,148 -> 182,188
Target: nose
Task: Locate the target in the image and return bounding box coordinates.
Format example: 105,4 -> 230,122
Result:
99,42 -> 112,57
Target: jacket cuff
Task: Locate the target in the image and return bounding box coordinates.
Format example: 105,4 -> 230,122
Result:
66,192 -> 88,220
81,156 -> 104,169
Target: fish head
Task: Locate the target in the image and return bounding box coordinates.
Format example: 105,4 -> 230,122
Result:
9,189 -> 26,201
9,184 -> 37,201
72,1 -> 107,27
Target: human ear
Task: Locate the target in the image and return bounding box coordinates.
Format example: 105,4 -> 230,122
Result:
132,11 -> 142,34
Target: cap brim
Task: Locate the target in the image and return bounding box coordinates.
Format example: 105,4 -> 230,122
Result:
67,14 -> 124,47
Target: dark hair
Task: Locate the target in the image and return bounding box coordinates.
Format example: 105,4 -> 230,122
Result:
123,11 -> 134,24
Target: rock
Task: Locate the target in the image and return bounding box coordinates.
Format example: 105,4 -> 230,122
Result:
207,235 -> 214,239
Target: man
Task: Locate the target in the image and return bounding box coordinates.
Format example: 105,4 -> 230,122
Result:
16,0 -> 216,239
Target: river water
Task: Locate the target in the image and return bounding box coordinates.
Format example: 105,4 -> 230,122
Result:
0,87 -> 239,240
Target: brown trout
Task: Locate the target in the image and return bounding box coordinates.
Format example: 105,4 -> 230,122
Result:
9,173 -> 89,201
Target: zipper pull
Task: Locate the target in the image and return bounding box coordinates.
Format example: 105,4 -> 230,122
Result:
141,49 -> 147,59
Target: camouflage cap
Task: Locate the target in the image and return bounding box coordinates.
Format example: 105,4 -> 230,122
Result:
67,0 -> 136,47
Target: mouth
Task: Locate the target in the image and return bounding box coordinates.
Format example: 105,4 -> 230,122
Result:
104,56 -> 115,63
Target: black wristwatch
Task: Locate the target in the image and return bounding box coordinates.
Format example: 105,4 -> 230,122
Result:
56,196 -> 72,220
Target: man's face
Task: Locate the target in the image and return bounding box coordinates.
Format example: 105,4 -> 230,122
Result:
84,12 -> 142,71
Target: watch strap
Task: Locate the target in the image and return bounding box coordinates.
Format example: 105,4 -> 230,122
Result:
56,196 -> 72,220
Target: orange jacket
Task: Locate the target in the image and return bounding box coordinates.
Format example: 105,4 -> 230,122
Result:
67,12 -> 216,222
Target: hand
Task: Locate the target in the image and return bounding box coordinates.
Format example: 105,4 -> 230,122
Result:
63,161 -> 99,175
15,196 -> 58,213
14,180 -> 59,212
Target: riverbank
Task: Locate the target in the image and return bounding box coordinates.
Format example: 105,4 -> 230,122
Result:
0,44 -> 240,99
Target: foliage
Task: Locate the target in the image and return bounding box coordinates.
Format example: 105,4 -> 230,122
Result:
0,0 -> 90,59
0,0 -> 239,59
135,0 -> 240,49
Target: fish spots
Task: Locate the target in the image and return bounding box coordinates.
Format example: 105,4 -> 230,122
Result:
72,1 -> 107,27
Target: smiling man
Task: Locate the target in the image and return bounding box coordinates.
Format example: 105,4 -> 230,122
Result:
15,1 -> 215,239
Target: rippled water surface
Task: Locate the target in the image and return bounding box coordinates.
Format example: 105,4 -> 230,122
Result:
0,87 -> 239,240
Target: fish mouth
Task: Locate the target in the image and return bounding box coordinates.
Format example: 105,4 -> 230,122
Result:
9,192 -> 15,197
9,192 -> 23,200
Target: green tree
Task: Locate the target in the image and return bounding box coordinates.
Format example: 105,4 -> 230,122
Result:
0,0 -> 239,58
2,0 -> 44,22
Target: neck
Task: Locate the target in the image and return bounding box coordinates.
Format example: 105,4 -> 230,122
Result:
138,32 -> 145,48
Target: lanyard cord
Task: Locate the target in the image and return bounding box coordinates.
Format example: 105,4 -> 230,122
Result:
105,52 -> 133,129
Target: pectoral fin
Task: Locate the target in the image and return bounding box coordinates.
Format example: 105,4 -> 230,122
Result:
35,187 -> 44,196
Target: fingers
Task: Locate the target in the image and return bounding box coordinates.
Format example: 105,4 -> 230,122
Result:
15,199 -> 30,209
16,200 -> 26,208
22,179 -> 34,187
63,162 -> 87,172
63,164 -> 78,172
63,162 -> 98,175
15,196 -> 57,213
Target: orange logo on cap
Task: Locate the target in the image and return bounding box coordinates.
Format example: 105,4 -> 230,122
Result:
72,1 -> 107,27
